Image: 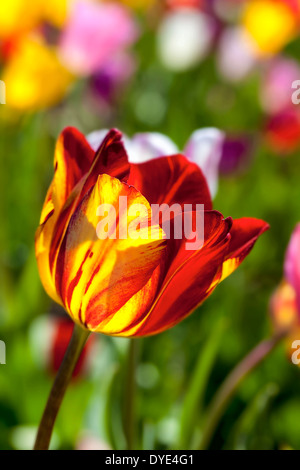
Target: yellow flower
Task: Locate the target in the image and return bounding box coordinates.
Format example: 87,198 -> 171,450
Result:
0,0 -> 70,39
243,0 -> 297,55
43,0 -> 70,28
2,36 -> 73,111
0,0 -> 43,39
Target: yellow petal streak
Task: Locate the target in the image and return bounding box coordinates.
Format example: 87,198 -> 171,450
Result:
220,257 -> 240,283
59,174 -> 166,334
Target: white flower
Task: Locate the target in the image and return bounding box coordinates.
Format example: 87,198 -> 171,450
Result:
87,128 -> 224,198
157,10 -> 214,72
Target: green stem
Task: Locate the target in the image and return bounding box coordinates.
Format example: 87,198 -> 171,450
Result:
34,324 -> 90,450
124,338 -> 138,450
198,333 -> 285,450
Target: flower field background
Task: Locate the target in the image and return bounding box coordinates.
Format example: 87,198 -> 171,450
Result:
1,0 -> 300,450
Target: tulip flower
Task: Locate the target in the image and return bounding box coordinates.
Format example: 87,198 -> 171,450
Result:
0,0 -> 43,40
284,224 -> 300,314
157,8 -> 214,71
87,127 -> 225,198
0,2 -> 138,111
35,127 -> 268,337
265,108 -> 300,154
242,0 -> 298,55
90,53 -> 136,103
219,135 -> 252,175
2,36 -> 73,111
49,316 -> 95,378
260,57 -> 300,115
34,127 -> 268,449
0,0 -> 69,40
58,1 -> 138,76
218,1 -> 300,83
30,315 -> 95,379
217,26 -> 258,83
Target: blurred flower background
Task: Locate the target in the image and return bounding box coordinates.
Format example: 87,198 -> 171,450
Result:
1,0 -> 300,450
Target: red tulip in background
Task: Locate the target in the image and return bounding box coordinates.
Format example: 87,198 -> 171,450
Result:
50,316 -> 94,378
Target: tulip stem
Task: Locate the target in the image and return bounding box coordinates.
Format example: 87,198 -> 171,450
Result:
124,338 -> 138,450
198,332 -> 285,450
34,324 -> 90,450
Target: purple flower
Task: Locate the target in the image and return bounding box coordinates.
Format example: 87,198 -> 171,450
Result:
219,136 -> 252,175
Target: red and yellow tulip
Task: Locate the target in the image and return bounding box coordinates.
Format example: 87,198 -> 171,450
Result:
35,128 -> 269,337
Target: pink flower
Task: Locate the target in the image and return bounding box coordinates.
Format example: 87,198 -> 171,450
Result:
59,1 -> 138,76
270,224 -> 300,335
260,57 -> 300,114
217,26 -> 258,82
285,224 -> 300,314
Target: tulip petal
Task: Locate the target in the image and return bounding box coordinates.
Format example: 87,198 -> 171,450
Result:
50,127 -> 95,214
36,126 -> 93,304
55,174 -> 166,334
58,1 -> 138,76
129,132 -> 179,163
82,128 -> 130,193
124,215 -> 269,337
125,212 -> 232,336
45,127 -> 130,220
49,129 -> 131,261
157,10 -> 213,71
36,128 -> 131,305
87,130 -> 179,164
128,154 -> 212,210
87,129 -> 134,159
284,223 -> 300,313
220,217 -> 270,281
35,216 -> 63,305
184,128 -> 225,198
